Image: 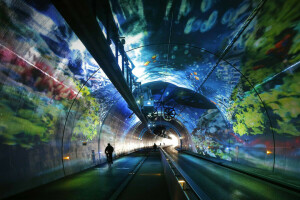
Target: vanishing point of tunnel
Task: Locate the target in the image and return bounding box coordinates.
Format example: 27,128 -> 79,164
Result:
0,0 -> 299,199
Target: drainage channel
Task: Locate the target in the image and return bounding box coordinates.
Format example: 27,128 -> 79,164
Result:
160,147 -> 210,200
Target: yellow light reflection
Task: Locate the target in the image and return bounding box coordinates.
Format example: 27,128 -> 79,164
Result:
266,150 -> 272,155
63,156 -> 70,160
178,180 -> 186,188
139,173 -> 162,176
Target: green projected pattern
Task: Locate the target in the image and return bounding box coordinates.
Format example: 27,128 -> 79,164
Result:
0,0 -> 299,197
110,0 -> 300,180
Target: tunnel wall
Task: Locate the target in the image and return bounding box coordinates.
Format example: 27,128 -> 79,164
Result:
192,0 -> 300,183
177,0 -> 300,185
0,1 -> 156,199
230,0 -> 300,179
99,98 -> 156,160
179,68 -> 300,184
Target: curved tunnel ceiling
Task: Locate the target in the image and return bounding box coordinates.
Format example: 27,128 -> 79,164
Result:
109,0 -> 257,119
110,0 -> 300,129
109,0 -> 257,90
143,81 -> 216,109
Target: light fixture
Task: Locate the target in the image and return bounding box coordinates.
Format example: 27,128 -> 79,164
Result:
178,179 -> 186,189
63,156 -> 70,160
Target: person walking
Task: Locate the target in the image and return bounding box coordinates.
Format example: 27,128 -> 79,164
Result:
105,143 -> 114,166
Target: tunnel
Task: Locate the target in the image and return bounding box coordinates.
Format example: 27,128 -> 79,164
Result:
0,0 -> 299,199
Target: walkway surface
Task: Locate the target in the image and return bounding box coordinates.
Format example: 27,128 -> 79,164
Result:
165,146 -> 300,200
7,151 -> 146,200
117,151 -> 170,200
9,147 -> 298,200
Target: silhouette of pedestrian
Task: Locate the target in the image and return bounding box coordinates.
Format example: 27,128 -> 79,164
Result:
153,143 -> 157,151
105,143 -> 114,166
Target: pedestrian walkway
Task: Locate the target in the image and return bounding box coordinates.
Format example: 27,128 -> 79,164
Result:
116,151 -> 170,200
7,151 -> 146,200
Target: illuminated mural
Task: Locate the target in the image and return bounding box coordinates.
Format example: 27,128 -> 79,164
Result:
0,0 -> 119,148
0,0 -> 299,197
0,0 -> 150,198
110,0 -> 300,180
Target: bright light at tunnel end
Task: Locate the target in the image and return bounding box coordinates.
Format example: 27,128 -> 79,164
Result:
168,134 -> 179,146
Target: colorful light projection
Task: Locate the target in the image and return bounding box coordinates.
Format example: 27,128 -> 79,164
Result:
0,0 -> 122,148
0,0 -> 298,186
111,0 -> 300,179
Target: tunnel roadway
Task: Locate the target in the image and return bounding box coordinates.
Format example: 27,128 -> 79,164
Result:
164,146 -> 300,200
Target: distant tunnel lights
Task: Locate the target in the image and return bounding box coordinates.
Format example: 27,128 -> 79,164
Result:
169,134 -> 179,146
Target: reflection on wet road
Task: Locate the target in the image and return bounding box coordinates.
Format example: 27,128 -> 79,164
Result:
164,146 -> 300,200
